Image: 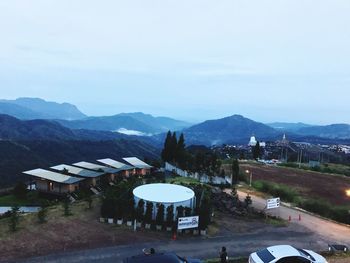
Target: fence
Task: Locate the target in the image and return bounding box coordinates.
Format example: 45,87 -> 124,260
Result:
164,162 -> 231,185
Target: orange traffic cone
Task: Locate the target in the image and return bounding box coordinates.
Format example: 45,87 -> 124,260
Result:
172,232 -> 177,240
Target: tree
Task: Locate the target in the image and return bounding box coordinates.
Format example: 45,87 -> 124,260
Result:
101,198 -> 116,218
155,203 -> 165,226
176,133 -> 186,168
199,194 -> 211,230
184,207 -> 192,217
170,132 -> 178,161
13,182 -> 27,199
37,207 -> 48,224
135,199 -> 145,222
231,186 -> 239,205
253,141 -> 261,160
244,194 -> 252,209
144,202 -> 154,224
85,194 -> 93,209
176,205 -> 184,219
161,131 -> 172,162
166,205 -> 174,227
63,197 -> 72,217
231,159 -> 240,184
9,206 -> 20,232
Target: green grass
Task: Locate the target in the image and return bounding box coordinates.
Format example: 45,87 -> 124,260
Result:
251,180 -> 350,225
278,162 -> 350,177
0,193 -> 47,207
0,195 -> 30,206
252,180 -> 300,203
166,176 -> 202,185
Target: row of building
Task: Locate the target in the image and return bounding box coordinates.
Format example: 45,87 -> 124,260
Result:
23,157 -> 152,195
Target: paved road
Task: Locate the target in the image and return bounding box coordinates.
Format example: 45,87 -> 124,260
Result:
233,189 -> 350,246
15,227 -> 325,263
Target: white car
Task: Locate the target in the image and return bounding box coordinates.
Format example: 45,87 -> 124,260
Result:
249,245 -> 328,263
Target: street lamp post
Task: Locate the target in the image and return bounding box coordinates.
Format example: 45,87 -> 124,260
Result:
245,169 -> 253,187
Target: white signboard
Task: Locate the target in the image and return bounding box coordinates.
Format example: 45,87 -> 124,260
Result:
177,216 -> 199,230
266,197 -> 280,209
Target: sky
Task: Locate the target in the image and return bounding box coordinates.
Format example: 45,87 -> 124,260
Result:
0,0 -> 349,124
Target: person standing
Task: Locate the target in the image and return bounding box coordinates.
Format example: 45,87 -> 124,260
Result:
219,246 -> 228,263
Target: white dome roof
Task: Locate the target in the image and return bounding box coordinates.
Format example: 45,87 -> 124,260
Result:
133,183 -> 195,204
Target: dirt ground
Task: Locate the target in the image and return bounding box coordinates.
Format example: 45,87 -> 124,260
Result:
223,163 -> 350,206
0,199 -> 169,262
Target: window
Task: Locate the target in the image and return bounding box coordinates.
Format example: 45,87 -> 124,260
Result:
256,249 -> 275,263
276,256 -> 311,263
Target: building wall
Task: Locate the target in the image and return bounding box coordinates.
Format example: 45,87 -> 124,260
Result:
35,179 -> 79,194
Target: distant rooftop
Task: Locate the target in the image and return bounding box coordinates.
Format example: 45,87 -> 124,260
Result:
23,168 -> 84,184
97,158 -> 134,171
122,157 -> 152,169
72,161 -> 119,174
51,164 -> 104,178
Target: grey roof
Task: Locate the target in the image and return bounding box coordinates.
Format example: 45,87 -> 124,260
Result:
23,168 -> 84,184
51,164 -> 104,178
122,157 -> 152,169
72,161 -> 119,174
97,158 -> 134,171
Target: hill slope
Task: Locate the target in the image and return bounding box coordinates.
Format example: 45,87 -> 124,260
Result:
182,115 -> 280,145
0,139 -> 159,188
57,113 -> 191,135
0,97 -> 86,120
296,124 -> 350,139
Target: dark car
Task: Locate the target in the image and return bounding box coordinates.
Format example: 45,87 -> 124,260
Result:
123,252 -> 202,263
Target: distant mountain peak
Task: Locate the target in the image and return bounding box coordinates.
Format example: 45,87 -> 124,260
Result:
0,97 -> 87,120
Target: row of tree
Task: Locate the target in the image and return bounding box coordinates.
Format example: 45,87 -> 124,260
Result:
161,132 -> 222,176
161,131 -> 187,168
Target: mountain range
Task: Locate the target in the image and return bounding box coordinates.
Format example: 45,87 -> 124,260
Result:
0,98 -> 87,120
57,112 -> 191,135
0,97 -> 350,187
0,97 -> 350,145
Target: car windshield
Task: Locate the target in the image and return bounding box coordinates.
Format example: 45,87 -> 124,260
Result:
294,248 -> 316,261
256,249 -> 276,263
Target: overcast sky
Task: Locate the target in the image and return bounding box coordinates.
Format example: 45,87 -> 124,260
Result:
0,0 -> 349,124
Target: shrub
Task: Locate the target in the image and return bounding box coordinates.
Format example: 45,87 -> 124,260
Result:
101,199 -> 115,218
62,197 -> 72,217
9,206 -> 20,232
37,207 -> 48,224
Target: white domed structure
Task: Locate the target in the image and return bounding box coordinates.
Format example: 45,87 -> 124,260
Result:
248,135 -> 257,146
133,183 -> 196,219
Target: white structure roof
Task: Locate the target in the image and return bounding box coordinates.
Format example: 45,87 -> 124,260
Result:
97,158 -> 134,171
122,157 -> 152,169
133,183 -> 194,203
72,161 -> 119,174
248,135 -> 257,146
51,164 -> 104,178
23,168 -> 84,184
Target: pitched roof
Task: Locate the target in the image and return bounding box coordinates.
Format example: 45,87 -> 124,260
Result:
51,164 -> 104,178
72,161 -> 119,174
97,158 -> 134,171
122,157 -> 152,169
23,168 -> 84,184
